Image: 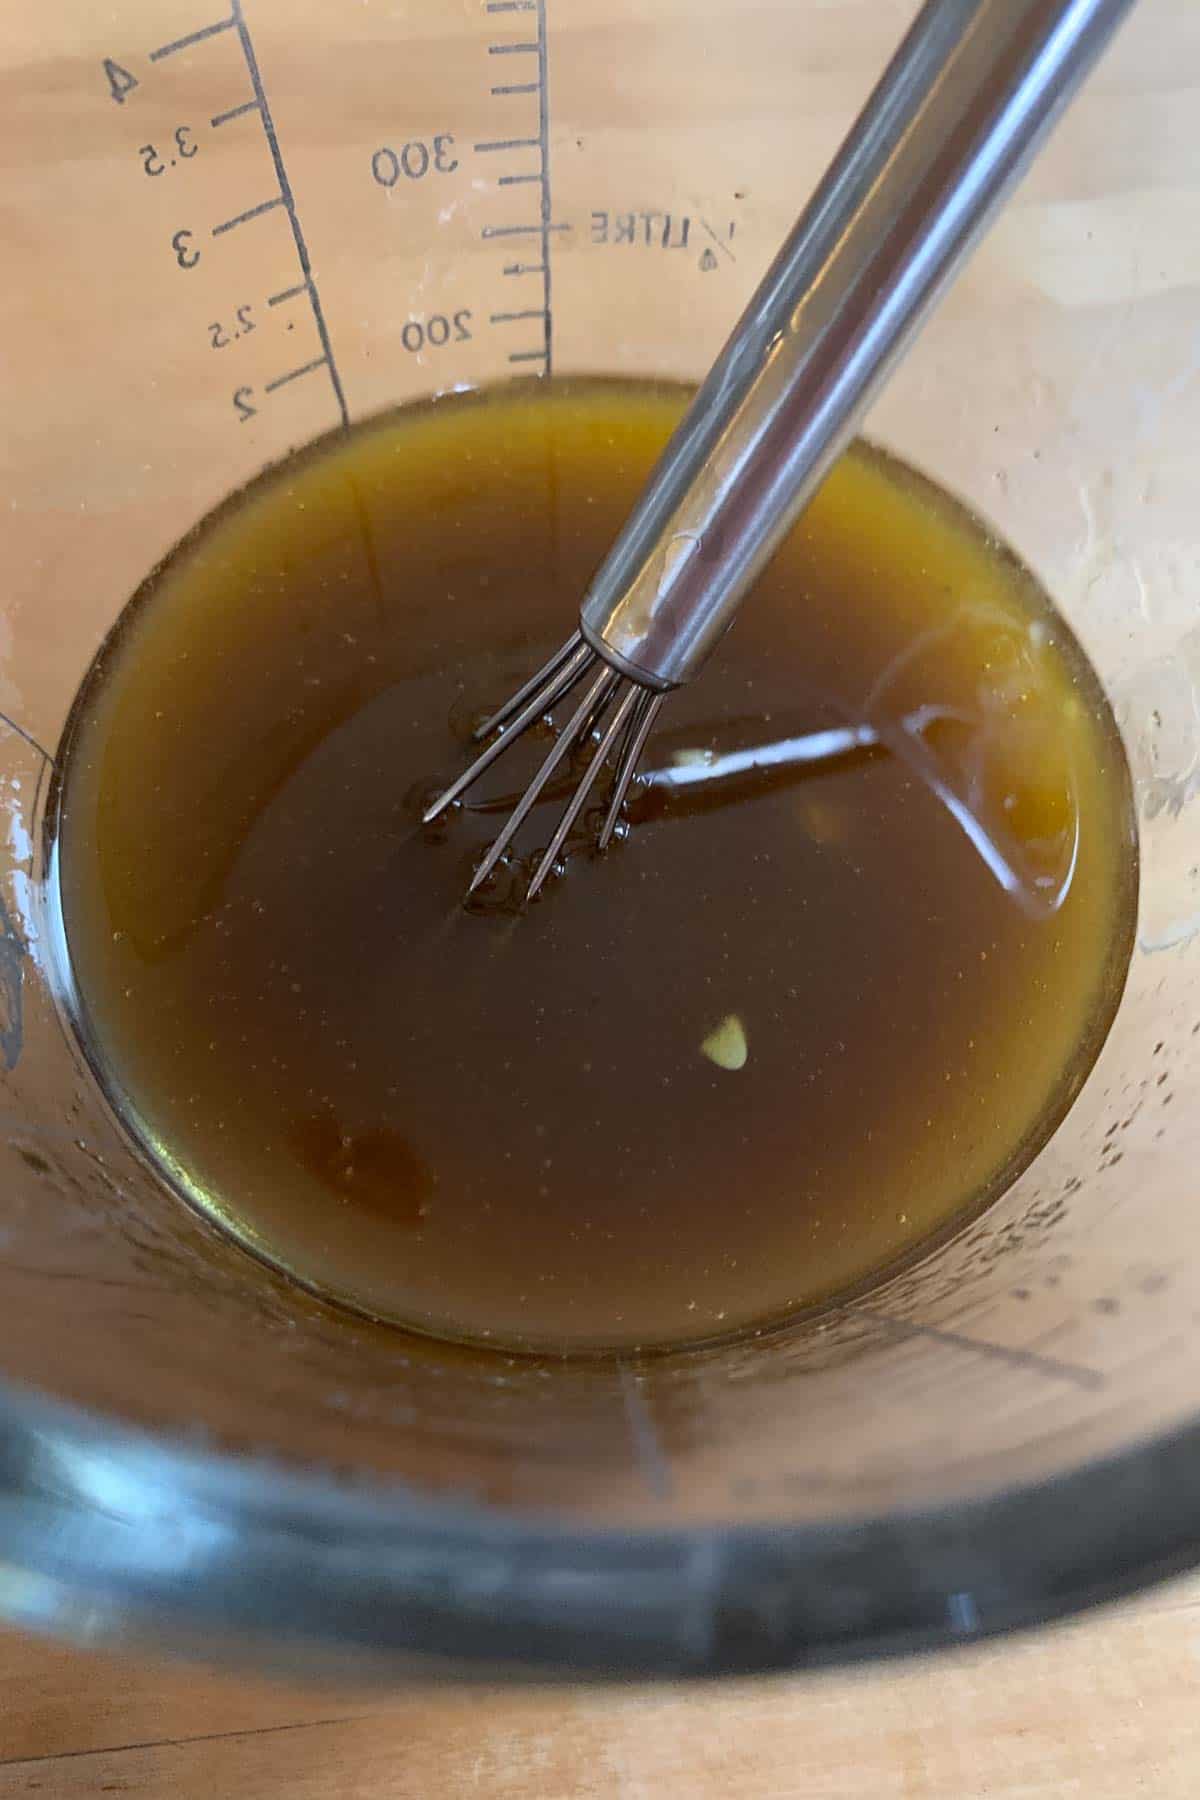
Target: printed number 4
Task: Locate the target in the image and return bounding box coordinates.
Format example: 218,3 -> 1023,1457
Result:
104,58 -> 138,105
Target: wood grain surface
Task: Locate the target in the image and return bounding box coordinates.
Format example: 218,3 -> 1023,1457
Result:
3,1571 -> 1200,1796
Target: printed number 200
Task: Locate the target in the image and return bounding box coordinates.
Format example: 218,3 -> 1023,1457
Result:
401,311 -> 472,353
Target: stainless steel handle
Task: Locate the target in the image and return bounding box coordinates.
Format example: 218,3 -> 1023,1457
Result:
579,0 -> 1138,691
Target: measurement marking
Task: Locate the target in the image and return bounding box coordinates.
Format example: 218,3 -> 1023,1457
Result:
211,97 -> 261,128
699,217 -> 736,264
0,711 -> 52,768
483,222 -> 566,238
534,0 -> 554,375
230,0 -> 348,430
475,136 -> 540,154
212,195 -> 284,236
267,281 -> 309,307
481,0 -> 554,378
619,1367 -> 673,1502
264,355 -> 329,393
851,1308 -> 1105,1391
149,17 -> 234,61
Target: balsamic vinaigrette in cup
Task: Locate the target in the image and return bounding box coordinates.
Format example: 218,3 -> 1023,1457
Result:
51,380 -> 1137,1353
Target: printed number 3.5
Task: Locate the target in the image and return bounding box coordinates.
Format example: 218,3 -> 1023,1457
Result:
141,128 -> 198,177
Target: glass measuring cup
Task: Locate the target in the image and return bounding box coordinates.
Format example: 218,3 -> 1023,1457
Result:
1,0 -> 1199,1677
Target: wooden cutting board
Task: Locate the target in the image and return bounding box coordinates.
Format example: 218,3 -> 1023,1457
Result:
2,1570 -> 1199,1796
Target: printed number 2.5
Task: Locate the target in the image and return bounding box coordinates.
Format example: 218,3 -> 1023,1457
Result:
210,305 -> 257,350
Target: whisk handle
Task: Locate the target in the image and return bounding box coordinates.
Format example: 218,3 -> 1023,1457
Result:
578,0 -> 1138,692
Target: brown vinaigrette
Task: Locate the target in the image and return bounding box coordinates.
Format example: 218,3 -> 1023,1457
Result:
52,379 -> 1136,1353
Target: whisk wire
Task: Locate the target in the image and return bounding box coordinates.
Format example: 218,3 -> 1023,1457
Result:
424,628 -> 665,901
470,630 -> 585,743
467,663 -> 620,894
423,635 -> 592,825
598,690 -> 665,851
526,680 -> 641,901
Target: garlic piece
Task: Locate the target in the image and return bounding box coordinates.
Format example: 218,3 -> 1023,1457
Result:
701,1013 -> 748,1072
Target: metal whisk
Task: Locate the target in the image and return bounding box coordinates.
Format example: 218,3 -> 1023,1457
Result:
425,0 -> 1135,902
